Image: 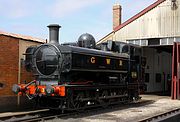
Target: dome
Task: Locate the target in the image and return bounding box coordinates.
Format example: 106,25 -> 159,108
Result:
78,33 -> 96,48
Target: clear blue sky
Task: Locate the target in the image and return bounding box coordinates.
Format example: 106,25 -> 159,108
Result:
0,0 -> 156,43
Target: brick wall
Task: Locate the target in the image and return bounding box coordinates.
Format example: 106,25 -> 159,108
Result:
0,36 -> 42,96
0,35 -> 19,96
0,35 -> 42,112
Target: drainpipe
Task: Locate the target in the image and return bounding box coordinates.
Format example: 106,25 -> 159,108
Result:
17,41 -> 21,106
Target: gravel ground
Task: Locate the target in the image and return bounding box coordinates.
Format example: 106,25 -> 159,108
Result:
46,95 -> 180,122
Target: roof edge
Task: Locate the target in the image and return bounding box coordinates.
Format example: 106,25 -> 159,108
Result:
96,31 -> 114,44
0,30 -> 46,43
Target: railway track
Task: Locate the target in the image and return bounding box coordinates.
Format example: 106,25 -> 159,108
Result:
0,108 -> 84,122
0,100 -> 154,122
138,108 -> 180,122
5,112 -> 77,122
0,109 -> 50,122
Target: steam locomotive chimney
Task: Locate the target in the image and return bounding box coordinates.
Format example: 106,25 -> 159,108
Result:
47,24 -> 61,44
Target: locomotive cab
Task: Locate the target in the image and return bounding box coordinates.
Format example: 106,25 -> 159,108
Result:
98,41 -> 146,83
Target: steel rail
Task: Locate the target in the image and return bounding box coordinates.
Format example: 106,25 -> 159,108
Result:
138,108 -> 180,122
0,109 -> 49,122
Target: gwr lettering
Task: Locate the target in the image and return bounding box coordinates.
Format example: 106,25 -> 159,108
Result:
91,57 -> 96,64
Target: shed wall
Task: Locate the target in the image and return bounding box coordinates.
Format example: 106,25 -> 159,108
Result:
0,35 -> 19,96
114,0 -> 180,41
0,35 -> 43,112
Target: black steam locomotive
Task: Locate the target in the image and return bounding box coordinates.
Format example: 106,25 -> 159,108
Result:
12,24 -> 146,110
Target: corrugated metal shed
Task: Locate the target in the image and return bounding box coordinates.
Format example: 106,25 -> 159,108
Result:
98,0 -> 180,44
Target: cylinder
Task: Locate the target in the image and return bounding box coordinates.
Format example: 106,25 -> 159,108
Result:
47,24 -> 61,44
